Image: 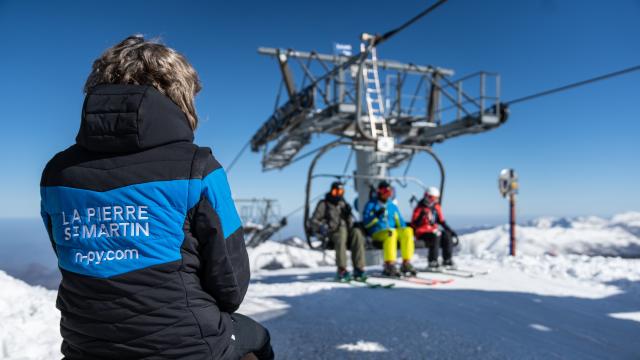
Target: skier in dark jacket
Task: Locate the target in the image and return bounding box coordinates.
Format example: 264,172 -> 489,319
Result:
411,187 -> 458,271
39,35 -> 273,360
310,182 -> 366,281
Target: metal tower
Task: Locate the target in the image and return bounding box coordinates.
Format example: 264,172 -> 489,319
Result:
251,38 -> 508,213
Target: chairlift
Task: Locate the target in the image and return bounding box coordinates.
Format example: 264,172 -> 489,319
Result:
302,141 -> 445,250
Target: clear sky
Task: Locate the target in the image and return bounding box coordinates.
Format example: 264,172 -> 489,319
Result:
1,0 -> 639,226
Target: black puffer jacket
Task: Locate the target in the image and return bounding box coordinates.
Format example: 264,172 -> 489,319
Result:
40,84 -> 249,359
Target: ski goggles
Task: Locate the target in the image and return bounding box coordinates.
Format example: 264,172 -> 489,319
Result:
426,194 -> 439,202
331,187 -> 345,197
377,187 -> 393,199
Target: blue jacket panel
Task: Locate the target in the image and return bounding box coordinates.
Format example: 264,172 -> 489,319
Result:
40,168 -> 242,279
362,198 -> 406,234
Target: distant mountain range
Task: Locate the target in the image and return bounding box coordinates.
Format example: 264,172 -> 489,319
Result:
458,212 -> 640,257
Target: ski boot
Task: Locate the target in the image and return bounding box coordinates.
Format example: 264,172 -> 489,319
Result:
336,268 -> 352,282
353,268 -> 368,282
443,259 -> 457,270
426,260 -> 441,272
382,262 -> 401,278
400,261 -> 417,277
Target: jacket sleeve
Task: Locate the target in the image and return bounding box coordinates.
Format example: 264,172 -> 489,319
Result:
410,206 -> 423,229
310,200 -> 326,233
39,164 -> 58,256
193,154 -> 249,313
363,201 -> 379,230
435,203 -> 445,224
391,203 -> 407,228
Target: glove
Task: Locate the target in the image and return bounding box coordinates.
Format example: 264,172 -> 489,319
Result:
452,233 -> 460,247
374,208 -> 386,218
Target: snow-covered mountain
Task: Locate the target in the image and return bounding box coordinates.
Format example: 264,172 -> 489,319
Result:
458,211 -> 640,258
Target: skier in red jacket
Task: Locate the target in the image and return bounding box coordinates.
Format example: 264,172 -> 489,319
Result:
411,187 -> 458,271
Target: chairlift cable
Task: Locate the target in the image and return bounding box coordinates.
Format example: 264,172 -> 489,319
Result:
228,81 -> 286,174
376,0 -> 449,45
304,0 -> 448,90
506,64 -> 640,106
226,140 -> 251,173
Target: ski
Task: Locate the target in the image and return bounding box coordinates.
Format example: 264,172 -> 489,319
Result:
332,277 -> 395,289
404,276 -> 454,285
457,268 -> 489,275
421,268 -> 489,278
369,273 -> 454,286
438,270 -> 474,278
349,279 -> 395,289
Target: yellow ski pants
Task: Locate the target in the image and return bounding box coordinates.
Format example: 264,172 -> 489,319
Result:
372,227 -> 414,262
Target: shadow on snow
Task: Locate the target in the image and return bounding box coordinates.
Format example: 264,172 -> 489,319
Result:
250,276 -> 640,360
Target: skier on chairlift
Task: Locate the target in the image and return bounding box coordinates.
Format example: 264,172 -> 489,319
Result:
310,181 -> 367,281
411,186 -> 459,271
363,181 -> 416,277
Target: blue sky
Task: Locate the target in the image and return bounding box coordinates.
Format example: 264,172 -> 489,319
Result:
0,0 -> 639,226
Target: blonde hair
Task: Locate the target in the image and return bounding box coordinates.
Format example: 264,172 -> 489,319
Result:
84,35 -> 202,129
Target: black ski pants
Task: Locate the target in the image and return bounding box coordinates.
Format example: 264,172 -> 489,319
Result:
417,230 -> 453,262
224,313 -> 274,360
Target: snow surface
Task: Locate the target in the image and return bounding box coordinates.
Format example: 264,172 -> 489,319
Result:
2,213 -> 639,359
0,272 -> 61,360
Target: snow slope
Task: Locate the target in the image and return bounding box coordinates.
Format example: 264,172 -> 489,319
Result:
458,212 -> 640,257
0,272 -> 61,360
2,212 -> 639,359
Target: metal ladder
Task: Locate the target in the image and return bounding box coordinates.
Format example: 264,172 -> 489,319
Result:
361,44 -> 389,139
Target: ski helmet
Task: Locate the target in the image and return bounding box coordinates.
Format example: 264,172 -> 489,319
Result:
425,186 -> 440,198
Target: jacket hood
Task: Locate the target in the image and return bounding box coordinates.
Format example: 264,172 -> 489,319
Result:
76,84 -> 194,153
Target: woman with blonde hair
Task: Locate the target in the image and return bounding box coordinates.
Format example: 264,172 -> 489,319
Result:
40,35 -> 273,359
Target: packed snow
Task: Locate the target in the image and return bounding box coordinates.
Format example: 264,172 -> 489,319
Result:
1,212 -> 639,359
0,272 -> 61,360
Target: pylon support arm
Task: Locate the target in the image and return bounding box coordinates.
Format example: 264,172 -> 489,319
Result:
258,47 -> 454,77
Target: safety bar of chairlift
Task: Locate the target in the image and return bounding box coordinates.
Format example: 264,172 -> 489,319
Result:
310,173 -> 429,190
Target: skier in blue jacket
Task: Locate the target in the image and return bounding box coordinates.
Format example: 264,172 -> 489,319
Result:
363,181 -> 416,277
